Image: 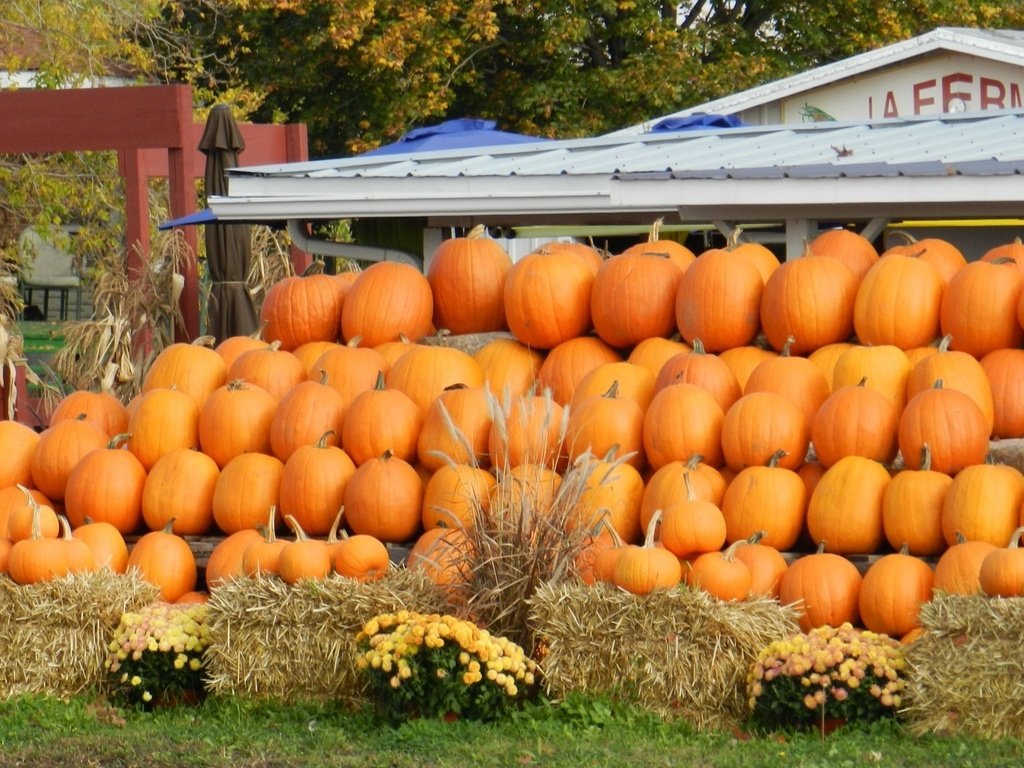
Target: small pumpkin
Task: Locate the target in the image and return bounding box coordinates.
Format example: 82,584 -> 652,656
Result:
778,541 -> 863,632
858,543 -> 935,637
241,506 -> 288,577
687,540 -> 753,602
126,518 -> 198,602
611,510 -> 682,596
277,515 -> 334,584
979,526 -> 1024,598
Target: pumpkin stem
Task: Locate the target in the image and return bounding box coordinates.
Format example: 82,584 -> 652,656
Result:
721,538 -> 743,563
161,518 -> 177,535
647,217 -> 664,243
780,335 -> 796,357
302,260 -> 326,276
108,432 -> 132,450
58,515 -> 74,542
937,334 -> 954,353
327,507 -> 347,543
642,509 -> 663,549
264,506 -> 278,543
316,430 -> 336,448
746,530 -> 768,545
691,339 -> 706,356
373,370 -> 386,390
682,472 -> 697,502
284,515 -> 310,541
597,514 -> 625,547
601,380 -> 620,399
466,223 -> 487,240
919,443 -> 933,472
767,449 -> 788,468
1007,526 -> 1024,549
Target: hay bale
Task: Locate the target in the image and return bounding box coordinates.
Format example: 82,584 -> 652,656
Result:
203,570 -> 449,702
903,593 -> 1024,739
0,571 -> 159,698
530,581 -> 800,731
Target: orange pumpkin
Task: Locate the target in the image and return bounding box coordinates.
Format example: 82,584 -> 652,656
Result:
212,452 -> 284,534
204,528 -> 264,589
881,444 -> 952,557
126,387 -> 201,472
269,376 -> 346,462
8,514 -> 93,584
277,515 -> 334,583
333,531 -> 391,582
226,341 -> 306,401
427,224 -> 512,334
421,462 -> 495,530
489,392 -> 566,471
881,231 -> 966,285
536,335 -> 621,407
72,518 -> 129,573
473,337 -> 544,399
807,227 -> 879,280
932,532 -> 996,595
126,519 -> 197,602
198,379 -> 277,468
386,344 -> 485,416
0,421 -> 40,489
898,381 -> 990,476
416,384 -> 493,471
591,251 -> 685,349
241,506 -> 288,577
979,526 -> 1024,597
341,371 -> 423,466
759,253 -> 859,355
806,455 -> 891,555
675,246 -> 764,352
733,531 -> 789,599
341,261 -> 434,347
260,268 -> 346,351
63,433 -> 147,534
858,543 -> 934,637
653,339 -> 741,415
721,391 -> 808,472
687,540 -> 753,602
743,337 -> 830,428
626,336 -> 692,377
141,336 -> 228,407
721,449 -> 806,551
142,448 -> 219,536
611,511 -> 682,596
278,432 -> 357,536
811,378 -> 899,468
853,250 -> 944,350
48,389 -> 128,441
779,542 -> 863,632
940,461 -> 1024,548
566,381 -> 645,470
643,383 -> 725,470
981,348 -> 1024,439
905,335 -> 995,438
30,415 -> 108,502
342,450 -> 423,544
503,247 -> 596,350
940,257 -> 1024,359
658,472 -> 727,557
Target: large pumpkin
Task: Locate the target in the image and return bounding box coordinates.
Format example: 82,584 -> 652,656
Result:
906,335 -> 995,438
226,341 -> 306,402
779,542 -> 864,632
342,371 -> 423,466
981,347 -> 1024,439
278,432 -> 357,536
385,344 -> 484,416
342,450 -> 423,543
566,381 -> 646,470
858,544 -> 934,637
940,461 -> 1024,548
805,455 -> 892,555
853,250 -> 944,350
881,231 -> 966,285
30,416 -> 108,502
653,339 -> 741,415
473,337 -> 543,399
940,257 -> 1024,359
141,448 -> 220,536
0,420 -> 40,488
141,337 -> 228,407
979,526 -> 1024,598
341,261 -> 434,347
590,251 -> 685,349
643,383 -> 725,470
503,247 -> 596,349
269,377 -> 346,462
743,338 -> 830,429
810,378 -> 899,468
126,387 -> 201,472
759,253 -> 859,355
536,335 -> 621,407
198,379 -> 277,468
260,267 -> 347,351
63,433 -> 147,534
721,450 -> 806,551
807,228 -> 878,280
720,391 -> 808,472
417,384 -> 493,471
898,381 -> 989,476
48,389 -> 128,441
675,246 -> 764,352
126,520 -> 197,602
427,224 -> 512,334
830,343 -> 912,415
881,444 -> 952,556
211,452 -> 284,534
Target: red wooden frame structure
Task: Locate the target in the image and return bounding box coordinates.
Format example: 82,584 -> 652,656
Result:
0,84 -> 308,340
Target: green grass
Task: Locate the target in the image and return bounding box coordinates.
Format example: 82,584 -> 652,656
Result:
0,694 -> 1021,768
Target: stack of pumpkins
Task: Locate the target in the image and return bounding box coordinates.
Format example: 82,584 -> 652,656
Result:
4,222 -> 1024,642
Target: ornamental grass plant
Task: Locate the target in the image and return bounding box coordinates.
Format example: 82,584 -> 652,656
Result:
104,601 -> 211,708
746,622 -> 907,734
355,610 -> 539,722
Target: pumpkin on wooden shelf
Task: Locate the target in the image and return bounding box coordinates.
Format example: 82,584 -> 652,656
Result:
141,448 -> 219,536
205,529 -> 264,589
269,375 -> 346,462
853,249 -> 944,350
590,249 -> 685,349
932,531 -> 995,596
940,256 -> 1024,359
212,452 -> 284,535
333,527 -> 391,583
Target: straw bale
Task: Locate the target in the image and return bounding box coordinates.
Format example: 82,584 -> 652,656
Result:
0,571 -> 159,698
203,569 -> 449,702
903,592 -> 1024,739
530,581 -> 799,731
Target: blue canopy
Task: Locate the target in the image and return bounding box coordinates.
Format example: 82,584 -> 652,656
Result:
158,207 -> 218,230
648,114 -> 745,132
362,118 -> 550,155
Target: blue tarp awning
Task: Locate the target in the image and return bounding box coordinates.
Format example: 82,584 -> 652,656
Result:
648,114 -> 745,132
158,208 -> 218,230
362,118 -> 550,155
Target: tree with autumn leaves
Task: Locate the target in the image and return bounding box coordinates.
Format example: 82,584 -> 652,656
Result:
5,0 -> 1024,269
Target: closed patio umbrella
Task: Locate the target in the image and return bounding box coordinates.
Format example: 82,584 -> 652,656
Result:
199,104 -> 259,343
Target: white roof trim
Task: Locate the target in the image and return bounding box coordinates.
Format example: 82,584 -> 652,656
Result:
609,27 -> 1024,135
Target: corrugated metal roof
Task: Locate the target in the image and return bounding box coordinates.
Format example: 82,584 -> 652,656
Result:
209,109 -> 1024,240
